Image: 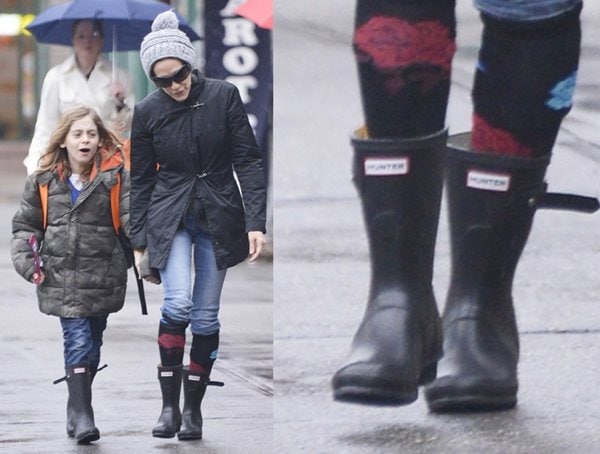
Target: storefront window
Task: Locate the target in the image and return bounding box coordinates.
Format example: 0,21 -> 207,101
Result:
0,0 -> 37,139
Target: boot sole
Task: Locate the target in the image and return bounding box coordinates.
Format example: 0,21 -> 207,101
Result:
177,432 -> 202,441
152,429 -> 178,438
425,377 -> 517,413
334,385 -> 418,406
332,362 -> 437,407
427,393 -> 517,413
76,429 -> 100,444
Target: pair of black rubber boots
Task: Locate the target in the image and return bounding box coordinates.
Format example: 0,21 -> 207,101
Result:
152,365 -> 212,440
62,363 -> 213,442
332,129 -> 551,412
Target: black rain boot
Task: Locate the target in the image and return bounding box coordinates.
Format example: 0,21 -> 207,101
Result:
177,367 -> 209,441
65,363 -> 107,438
331,128 -> 446,406
89,364 -> 107,384
152,365 -> 183,438
66,389 -> 75,438
425,133 -> 550,412
65,365 -> 100,444
66,402 -> 75,438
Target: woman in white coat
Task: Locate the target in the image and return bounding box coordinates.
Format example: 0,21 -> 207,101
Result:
24,19 -> 134,175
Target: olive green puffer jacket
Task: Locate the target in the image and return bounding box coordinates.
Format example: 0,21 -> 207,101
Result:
11,153 -> 130,318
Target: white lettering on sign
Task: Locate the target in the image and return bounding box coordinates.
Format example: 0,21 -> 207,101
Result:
220,0 -> 246,17
247,113 -> 258,130
223,47 -> 259,75
219,13 -> 260,129
226,76 -> 258,103
222,18 -> 259,46
364,157 -> 409,176
467,170 -> 511,192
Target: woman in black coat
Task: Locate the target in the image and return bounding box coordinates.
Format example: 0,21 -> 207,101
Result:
130,11 -> 266,441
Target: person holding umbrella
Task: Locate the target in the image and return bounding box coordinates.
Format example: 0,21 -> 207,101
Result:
129,11 -> 267,441
24,19 -> 134,175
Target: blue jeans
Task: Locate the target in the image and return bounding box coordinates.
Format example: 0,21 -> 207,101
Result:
60,316 -> 108,368
159,219 -> 227,336
474,0 -> 582,20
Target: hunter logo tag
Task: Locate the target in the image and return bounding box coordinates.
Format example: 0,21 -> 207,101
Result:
467,170 -> 511,192
364,157 -> 409,176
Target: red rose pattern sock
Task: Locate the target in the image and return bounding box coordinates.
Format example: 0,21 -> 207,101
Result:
158,321 -> 186,367
354,0 -> 456,138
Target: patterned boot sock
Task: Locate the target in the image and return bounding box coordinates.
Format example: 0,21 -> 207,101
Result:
471,4 -> 582,157
189,332 -> 219,375
158,320 -> 187,367
354,0 -> 456,138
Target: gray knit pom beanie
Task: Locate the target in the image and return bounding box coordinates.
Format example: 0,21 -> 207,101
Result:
140,10 -> 196,77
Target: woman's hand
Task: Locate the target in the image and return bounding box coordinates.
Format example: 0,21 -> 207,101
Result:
134,248 -> 161,284
133,248 -> 145,276
248,231 -> 266,262
111,82 -> 126,106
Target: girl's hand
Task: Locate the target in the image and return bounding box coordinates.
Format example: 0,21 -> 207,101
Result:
31,271 -> 45,285
248,231 -> 266,262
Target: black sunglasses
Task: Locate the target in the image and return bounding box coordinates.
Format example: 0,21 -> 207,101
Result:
152,64 -> 192,88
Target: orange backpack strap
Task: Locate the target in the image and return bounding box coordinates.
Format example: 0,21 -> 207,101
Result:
39,183 -> 48,230
38,177 -> 121,233
110,172 -> 121,233
121,139 -> 131,172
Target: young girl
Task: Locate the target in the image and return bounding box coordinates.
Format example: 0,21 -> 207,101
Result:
11,105 -> 130,444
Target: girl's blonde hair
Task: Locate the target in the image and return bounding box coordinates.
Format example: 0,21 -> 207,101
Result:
37,105 -> 122,180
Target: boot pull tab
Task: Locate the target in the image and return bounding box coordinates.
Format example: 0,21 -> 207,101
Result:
52,364 -> 108,384
52,375 -> 67,385
530,192 -> 600,213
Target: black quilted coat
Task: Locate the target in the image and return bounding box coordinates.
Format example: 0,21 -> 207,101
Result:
129,71 -> 266,270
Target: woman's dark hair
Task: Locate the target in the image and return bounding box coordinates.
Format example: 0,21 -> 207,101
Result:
71,19 -> 104,39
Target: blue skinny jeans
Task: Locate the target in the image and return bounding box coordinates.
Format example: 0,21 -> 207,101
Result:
474,0 -> 582,20
159,215 -> 227,336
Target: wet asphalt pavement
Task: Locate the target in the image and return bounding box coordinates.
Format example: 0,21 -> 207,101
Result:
274,2 -> 600,453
